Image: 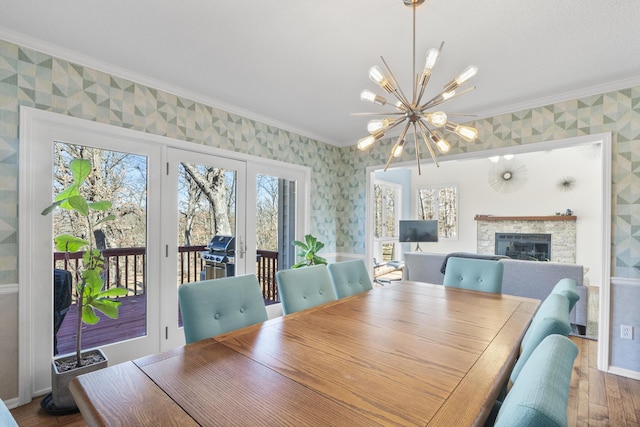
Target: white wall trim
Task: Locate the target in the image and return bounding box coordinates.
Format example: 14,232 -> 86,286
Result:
607,366 -> 640,381
611,277 -> 640,287
0,28 -> 336,147
1,397 -> 19,410
0,284 -> 18,295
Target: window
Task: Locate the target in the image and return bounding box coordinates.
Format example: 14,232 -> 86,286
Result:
417,185 -> 458,239
373,181 -> 401,262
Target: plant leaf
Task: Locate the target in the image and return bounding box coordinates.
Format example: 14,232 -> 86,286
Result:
98,287 -> 129,298
91,299 -> 121,319
54,183 -> 80,205
81,305 -> 100,325
89,201 -> 112,211
95,214 -> 116,226
41,200 -> 64,216
70,158 -> 92,185
54,234 -> 89,252
68,195 -> 89,216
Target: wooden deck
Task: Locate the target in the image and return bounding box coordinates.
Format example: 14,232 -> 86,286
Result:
55,295 -> 147,356
55,294 -> 278,356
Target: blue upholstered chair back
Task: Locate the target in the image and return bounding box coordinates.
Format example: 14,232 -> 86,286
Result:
0,399 -> 18,427
276,264 -> 337,315
494,334 -> 578,427
510,293 -> 572,384
178,274 -> 268,344
327,260 -> 373,299
551,278 -> 580,313
442,257 -> 504,294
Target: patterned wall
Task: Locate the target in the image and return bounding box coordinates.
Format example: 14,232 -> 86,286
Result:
0,38 -> 343,285
0,37 -> 639,284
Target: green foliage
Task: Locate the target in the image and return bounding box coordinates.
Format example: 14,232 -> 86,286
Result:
41,158 -> 128,366
291,234 -> 327,268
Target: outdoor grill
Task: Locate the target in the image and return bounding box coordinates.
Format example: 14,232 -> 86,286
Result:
200,235 -> 235,279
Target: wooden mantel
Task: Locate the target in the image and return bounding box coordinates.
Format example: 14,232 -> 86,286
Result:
474,215 -> 577,221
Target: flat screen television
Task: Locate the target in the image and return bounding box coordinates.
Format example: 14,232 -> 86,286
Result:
399,220 -> 438,243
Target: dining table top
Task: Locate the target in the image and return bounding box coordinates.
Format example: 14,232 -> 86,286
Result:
70,280 -> 539,426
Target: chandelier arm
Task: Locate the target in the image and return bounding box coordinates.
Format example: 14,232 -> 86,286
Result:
417,120 -> 440,167
413,123 -> 421,175
380,56 -> 413,111
415,71 -> 431,107
384,122 -> 411,171
351,112 -> 407,116
420,86 -> 477,111
412,4 -> 417,103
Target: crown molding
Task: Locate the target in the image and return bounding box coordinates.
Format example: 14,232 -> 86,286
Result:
0,27 -> 338,147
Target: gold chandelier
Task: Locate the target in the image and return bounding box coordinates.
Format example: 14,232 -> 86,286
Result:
355,0 -> 479,173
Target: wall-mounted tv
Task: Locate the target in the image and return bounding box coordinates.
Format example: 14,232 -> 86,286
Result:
399,220 -> 438,243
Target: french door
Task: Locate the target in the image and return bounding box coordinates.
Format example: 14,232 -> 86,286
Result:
161,148 -> 247,350
20,110 -> 163,398
19,107 -> 310,403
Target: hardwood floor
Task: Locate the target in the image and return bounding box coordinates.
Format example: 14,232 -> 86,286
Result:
10,337 -> 640,426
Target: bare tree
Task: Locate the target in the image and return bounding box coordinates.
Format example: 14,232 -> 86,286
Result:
181,163 -> 232,236
256,175 -> 279,251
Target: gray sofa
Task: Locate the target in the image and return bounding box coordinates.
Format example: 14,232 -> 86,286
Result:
403,252 -> 589,334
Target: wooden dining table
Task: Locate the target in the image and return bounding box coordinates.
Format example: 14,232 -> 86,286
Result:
70,281 -> 539,426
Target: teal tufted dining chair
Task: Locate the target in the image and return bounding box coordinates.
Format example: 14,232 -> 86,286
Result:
493,334 -> 578,427
509,293 -> 572,384
442,257 -> 505,294
179,274 -> 268,344
276,264 -> 337,315
327,260 -> 373,299
551,278 -> 580,313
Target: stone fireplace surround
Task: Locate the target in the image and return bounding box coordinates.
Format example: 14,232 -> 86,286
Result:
475,215 -> 577,264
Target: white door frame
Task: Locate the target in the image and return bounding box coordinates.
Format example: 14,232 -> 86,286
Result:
18,107 -> 163,400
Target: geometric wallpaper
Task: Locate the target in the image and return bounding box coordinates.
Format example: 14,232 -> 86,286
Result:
1,37 -> 639,285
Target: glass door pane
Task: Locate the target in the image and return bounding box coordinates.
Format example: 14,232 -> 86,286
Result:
177,162 -> 238,283
52,142 -> 150,354
255,174 -> 297,304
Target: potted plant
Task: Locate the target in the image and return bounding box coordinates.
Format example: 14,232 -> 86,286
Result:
41,158 -> 128,410
291,234 -> 327,268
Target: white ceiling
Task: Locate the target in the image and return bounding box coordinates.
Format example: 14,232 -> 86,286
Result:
1,0 -> 639,147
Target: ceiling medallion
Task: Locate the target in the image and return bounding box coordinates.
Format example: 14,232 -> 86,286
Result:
354,0 -> 479,174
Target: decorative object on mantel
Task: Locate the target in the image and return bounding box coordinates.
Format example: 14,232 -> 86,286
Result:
474,215 -> 577,221
354,0 -> 479,174
488,158 -> 528,193
557,176 -> 576,192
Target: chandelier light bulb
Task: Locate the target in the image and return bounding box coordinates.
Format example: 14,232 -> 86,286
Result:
367,118 -> 395,133
360,89 -> 387,106
392,139 -> 405,157
369,66 -> 388,86
455,125 -> 478,141
444,65 -> 478,93
424,48 -> 440,71
425,111 -> 448,127
357,135 -> 375,150
357,132 -> 384,150
454,65 -> 478,86
430,133 -> 451,153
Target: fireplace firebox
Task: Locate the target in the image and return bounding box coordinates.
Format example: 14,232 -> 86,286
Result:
495,233 -> 551,261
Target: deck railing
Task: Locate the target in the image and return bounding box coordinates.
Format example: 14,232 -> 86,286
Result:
54,246 -> 280,303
